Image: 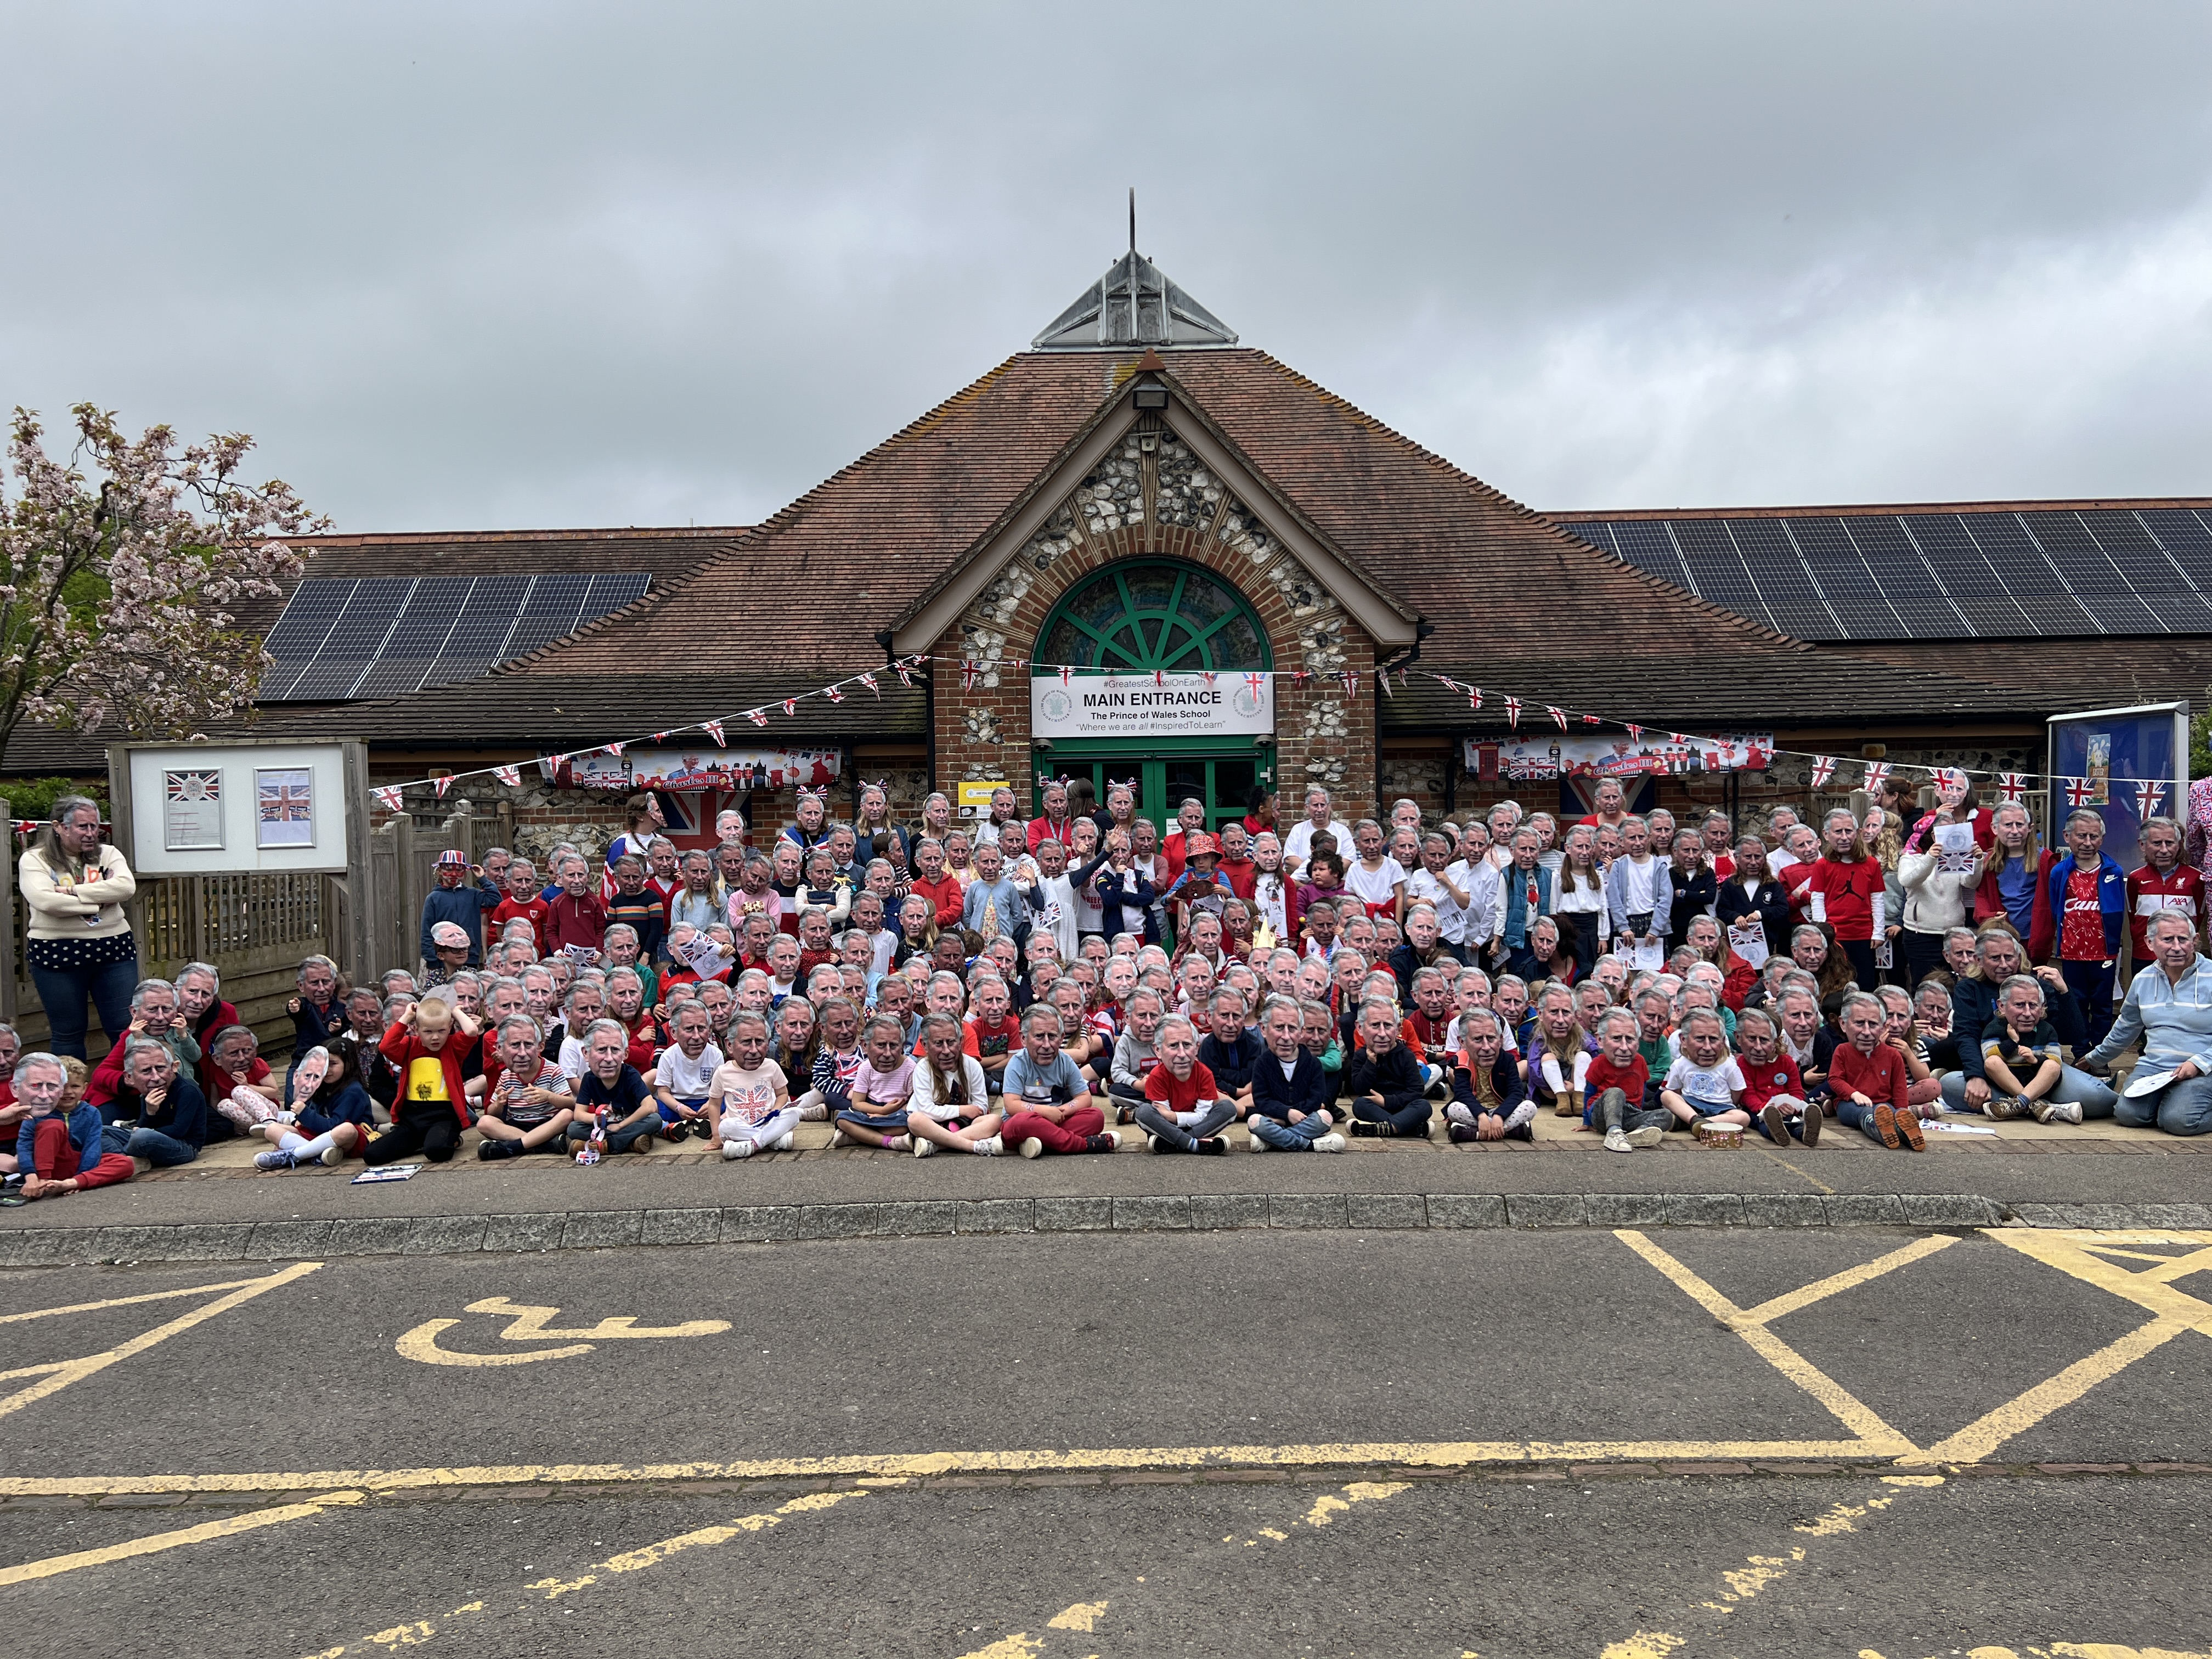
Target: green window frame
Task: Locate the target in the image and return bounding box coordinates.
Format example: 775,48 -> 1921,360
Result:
1034,560 -> 1272,675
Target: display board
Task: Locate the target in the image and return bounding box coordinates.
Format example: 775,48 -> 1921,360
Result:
116,742 -> 358,874
2046,701 -> 2191,874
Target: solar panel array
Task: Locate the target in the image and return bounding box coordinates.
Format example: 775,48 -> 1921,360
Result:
259,573 -> 651,701
1566,507 -> 2212,641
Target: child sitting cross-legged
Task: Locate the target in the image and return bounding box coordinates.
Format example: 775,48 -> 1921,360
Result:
1345,996 -> 1434,1139
832,1013 -> 917,1152
1739,1006 -> 1821,1148
1979,974 -> 2083,1126
646,1001 -> 723,1142
565,1018 -> 664,1156
250,1045 -> 370,1170
1582,1006 -> 1664,1152
1446,1004 -> 1534,1144
1135,1012 -> 1236,1155
1829,989 -> 1923,1150
1658,1008 -> 1752,1133
1247,991 -> 1344,1152
14,1054 -> 134,1199
1000,1005 -> 1118,1158
472,1015 -> 577,1159
710,1009 -> 796,1160
906,1011 -> 1001,1156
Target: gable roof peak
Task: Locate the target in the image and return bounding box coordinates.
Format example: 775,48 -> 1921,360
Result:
1031,251 -> 1238,352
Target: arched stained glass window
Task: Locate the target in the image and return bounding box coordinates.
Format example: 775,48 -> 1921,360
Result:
1035,561 -> 1270,674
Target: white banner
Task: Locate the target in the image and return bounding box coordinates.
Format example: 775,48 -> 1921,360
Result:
1031,671 -> 1273,740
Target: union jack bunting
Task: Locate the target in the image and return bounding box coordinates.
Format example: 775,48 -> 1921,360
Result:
747,709 -> 768,727
961,661 -> 982,690
373,786 -> 404,813
492,765 -> 521,788
1581,712 -> 1600,725
1154,670 -> 1166,687
1861,762 -> 1892,792
2064,776 -> 2098,808
1467,686 -> 1482,710
859,672 -> 879,698
1244,672 -> 1265,697
1932,766 -> 1965,793
1625,723 -> 1641,743
1062,666 -> 1075,686
432,772 -> 455,799
1504,696 -> 1522,729
703,719 -> 726,746
781,699 -> 797,718
2136,778 -> 2168,817
895,661 -> 915,687
606,741 -> 624,757
1339,670 -> 1359,697
826,685 -> 844,703
1809,755 -> 1837,789
1996,771 -> 2027,804
1546,705 -> 1567,730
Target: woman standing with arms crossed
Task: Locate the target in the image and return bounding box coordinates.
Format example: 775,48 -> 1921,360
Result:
20,797 -> 137,1059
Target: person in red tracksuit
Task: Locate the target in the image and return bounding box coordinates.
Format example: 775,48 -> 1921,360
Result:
1805,810 -> 1885,991
370,1001 -> 478,1165
2128,817 -> 2205,962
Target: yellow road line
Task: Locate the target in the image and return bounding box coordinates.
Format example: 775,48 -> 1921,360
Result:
0,1273 -> 297,1325
0,1437 -> 1904,1499
1899,1317 -> 2195,1468
0,1491 -> 362,1587
1613,1230 -> 1916,1453
1752,1145 -> 1835,1194
1738,1236 -> 1958,1326
0,1262 -> 321,1422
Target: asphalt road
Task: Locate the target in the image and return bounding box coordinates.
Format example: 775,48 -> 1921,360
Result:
3,1227 -> 2209,1658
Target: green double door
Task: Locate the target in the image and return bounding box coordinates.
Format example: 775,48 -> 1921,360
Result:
1044,751 -> 1265,835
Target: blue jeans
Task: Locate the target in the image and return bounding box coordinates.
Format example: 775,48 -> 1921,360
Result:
1250,1109 -> 1334,1149
100,1124 -> 198,1166
1833,1099 -> 1891,1144
31,951 -> 140,1060
2062,958 -> 2118,1050
1939,1066 -> 2118,1118
2114,1073 -> 2212,1137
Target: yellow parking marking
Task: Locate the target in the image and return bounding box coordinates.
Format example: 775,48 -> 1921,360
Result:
394,1296 -> 733,1367
1901,1317 -> 2194,1468
1614,1231 -> 1914,1453
1737,1236 -> 1959,1326
0,1273 -> 298,1325
1046,1601 -> 1107,1631
0,1489 -> 362,1586
0,1262 -> 320,1421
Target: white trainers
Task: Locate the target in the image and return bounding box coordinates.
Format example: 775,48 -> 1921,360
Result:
1311,1132 -> 1346,1153
320,1142 -> 345,1165
253,1148 -> 292,1171
912,1135 -> 936,1157
1626,1125 -> 1666,1148
1096,1130 -> 1122,1151
722,1139 -> 753,1160
1247,1131 -> 1269,1151
2049,1099 -> 2084,1125
1017,1136 -> 1045,1159
1445,1102 -> 1475,1127
1604,1127 -> 1633,1153
798,1101 -> 830,1121
973,1135 -> 1003,1156
886,1133 -> 912,1153
774,1132 -> 795,1153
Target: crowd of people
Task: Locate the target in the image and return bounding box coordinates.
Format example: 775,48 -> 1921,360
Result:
6,772 -> 2211,1200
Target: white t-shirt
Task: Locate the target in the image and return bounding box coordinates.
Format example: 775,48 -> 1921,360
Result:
1342,857 -> 1408,911
652,1042 -> 724,1101
709,1058 -> 789,1127
1281,817 -> 1355,872
1664,1054 -> 1746,1113
1406,866 -> 1471,944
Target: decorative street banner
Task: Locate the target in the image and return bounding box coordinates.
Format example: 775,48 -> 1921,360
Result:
1464,732 -> 1773,782
545,748 -> 842,791
1031,670 -> 1273,741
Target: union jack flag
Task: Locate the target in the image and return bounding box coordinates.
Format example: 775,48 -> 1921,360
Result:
1154,670 -> 1166,687
1504,696 -> 1521,729
895,661 -> 915,687
606,741 -> 624,757
1932,766 -> 1964,793
2137,778 -> 2168,817
2064,776 -> 2098,808
1201,671 -> 1217,687
1339,670 -> 1359,697
1545,705 -> 1567,730
261,776 -> 314,820
373,786 -> 404,813
1581,712 -> 1600,725
1624,723 -> 1641,744
651,731 -> 668,743
1862,762 -> 1891,793
781,699 -> 797,718
747,709 -> 768,727
961,661 -> 983,690
431,773 -> 454,799
702,719 -> 725,747
859,672 -> 879,699
1996,771 -> 2027,804
1467,686 -> 1482,710
826,685 -> 844,704
492,765 -> 521,788
1244,672 -> 1264,697
1809,755 -> 1838,790
165,769 -> 218,804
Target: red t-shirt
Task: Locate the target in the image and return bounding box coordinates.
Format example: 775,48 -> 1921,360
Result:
2060,867 -> 2106,962
2125,863 -> 2204,960
1807,856 -> 1882,941
1144,1060 -> 1220,1114
966,1014 -> 1021,1065
1584,1052 -> 1649,1104
492,894 -> 550,955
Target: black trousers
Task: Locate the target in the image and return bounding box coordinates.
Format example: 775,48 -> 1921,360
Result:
365,1110 -> 461,1164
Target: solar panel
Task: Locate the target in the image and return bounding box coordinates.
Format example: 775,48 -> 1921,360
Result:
1604,520 -> 1696,594
1897,514 -> 2034,636
1723,518 -> 1841,638
2134,510 -> 2212,629
1671,519 -> 1779,633
1780,518 -> 1905,639
262,572 -> 653,702
2078,510 -> 2212,630
2017,512 -> 2162,634
1955,515 -> 2099,635
1568,521 -> 1618,557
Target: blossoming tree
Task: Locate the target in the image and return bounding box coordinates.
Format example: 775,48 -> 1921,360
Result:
0,403 -> 328,760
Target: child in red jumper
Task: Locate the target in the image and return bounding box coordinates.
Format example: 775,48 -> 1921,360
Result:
1585,1007 -> 1666,1152
1135,1013 -> 1234,1155
1738,1006 -> 1820,1147
491,860 -> 551,957
370,1000 -> 478,1165
1827,990 -> 1918,1150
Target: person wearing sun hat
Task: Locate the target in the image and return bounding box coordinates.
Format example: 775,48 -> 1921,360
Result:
419,848 -> 500,975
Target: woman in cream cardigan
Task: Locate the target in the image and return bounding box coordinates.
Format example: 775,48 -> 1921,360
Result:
19,795 -> 138,1058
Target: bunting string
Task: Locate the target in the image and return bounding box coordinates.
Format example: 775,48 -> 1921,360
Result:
359,653 -> 2169,810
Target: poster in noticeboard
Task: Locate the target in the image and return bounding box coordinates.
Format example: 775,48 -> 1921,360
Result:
2047,701 -> 2190,875
162,768 -> 224,851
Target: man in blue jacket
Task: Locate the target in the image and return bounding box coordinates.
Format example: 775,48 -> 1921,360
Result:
1246,994 -> 1343,1151
419,850 -> 502,973
2045,810 -> 2129,1050
98,1041 -> 209,1167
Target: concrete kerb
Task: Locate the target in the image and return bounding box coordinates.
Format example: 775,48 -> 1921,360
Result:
0,1192 -> 2092,1267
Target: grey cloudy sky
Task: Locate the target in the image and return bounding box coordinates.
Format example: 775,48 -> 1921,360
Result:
5,2 -> 2209,532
